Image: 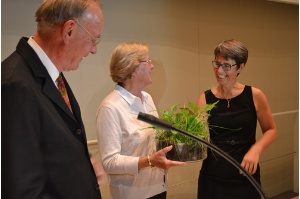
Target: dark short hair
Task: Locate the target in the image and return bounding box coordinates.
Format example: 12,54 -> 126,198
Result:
214,39 -> 248,69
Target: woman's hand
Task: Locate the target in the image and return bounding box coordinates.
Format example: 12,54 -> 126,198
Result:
240,145 -> 260,175
91,156 -> 106,185
149,145 -> 187,170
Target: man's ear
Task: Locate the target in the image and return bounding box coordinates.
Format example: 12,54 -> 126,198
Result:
62,20 -> 76,43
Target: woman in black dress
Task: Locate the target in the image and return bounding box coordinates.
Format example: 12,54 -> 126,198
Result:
197,39 -> 277,199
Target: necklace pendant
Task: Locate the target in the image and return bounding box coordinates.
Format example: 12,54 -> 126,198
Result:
226,99 -> 231,108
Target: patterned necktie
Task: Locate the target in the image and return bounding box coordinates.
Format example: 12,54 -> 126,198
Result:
56,74 -> 72,112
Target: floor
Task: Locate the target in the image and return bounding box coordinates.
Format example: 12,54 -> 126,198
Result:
269,191 -> 299,199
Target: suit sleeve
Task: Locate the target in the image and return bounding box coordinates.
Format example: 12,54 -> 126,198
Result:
2,81 -> 54,199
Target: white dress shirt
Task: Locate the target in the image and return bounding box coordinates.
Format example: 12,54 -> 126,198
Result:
96,85 -> 167,199
27,37 -> 59,86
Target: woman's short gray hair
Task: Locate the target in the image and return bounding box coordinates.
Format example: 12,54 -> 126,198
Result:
110,42 -> 149,84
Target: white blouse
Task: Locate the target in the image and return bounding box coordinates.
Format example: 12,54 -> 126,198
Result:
96,85 -> 167,199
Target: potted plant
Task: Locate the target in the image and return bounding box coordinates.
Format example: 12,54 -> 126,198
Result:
154,101 -> 217,162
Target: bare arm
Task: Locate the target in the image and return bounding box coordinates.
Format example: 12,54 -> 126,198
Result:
240,87 -> 277,175
197,92 -> 207,108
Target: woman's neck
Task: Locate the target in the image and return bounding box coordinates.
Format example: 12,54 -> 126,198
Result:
217,82 -> 243,99
122,82 -> 143,101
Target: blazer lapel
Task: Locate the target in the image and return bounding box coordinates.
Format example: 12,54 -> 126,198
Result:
42,79 -> 76,120
16,37 -> 78,123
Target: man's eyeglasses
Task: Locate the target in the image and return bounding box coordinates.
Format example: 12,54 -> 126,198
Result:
140,59 -> 152,65
212,61 -> 237,71
75,21 -> 101,46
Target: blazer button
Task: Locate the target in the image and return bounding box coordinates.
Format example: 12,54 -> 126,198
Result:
76,129 -> 82,135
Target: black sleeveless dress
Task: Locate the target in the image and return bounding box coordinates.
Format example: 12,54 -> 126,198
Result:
197,85 -> 261,199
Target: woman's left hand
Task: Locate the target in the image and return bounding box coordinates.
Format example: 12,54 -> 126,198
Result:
151,145 -> 187,170
240,146 -> 260,175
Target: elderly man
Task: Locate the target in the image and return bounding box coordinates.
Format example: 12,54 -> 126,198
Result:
2,0 -> 104,198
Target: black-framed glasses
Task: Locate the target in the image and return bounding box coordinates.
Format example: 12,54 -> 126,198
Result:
212,61 -> 237,71
140,59 -> 152,65
75,21 -> 101,46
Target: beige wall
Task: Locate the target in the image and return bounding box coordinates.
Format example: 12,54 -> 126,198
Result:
2,0 -> 298,198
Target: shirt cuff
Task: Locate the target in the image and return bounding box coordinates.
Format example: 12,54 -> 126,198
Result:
124,156 -> 140,175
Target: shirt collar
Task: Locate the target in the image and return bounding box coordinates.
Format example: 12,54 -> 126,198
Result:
115,84 -> 148,105
28,37 -> 60,85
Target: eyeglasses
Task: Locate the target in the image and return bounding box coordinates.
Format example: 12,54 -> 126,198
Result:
212,61 -> 237,71
140,59 -> 152,65
75,21 -> 101,46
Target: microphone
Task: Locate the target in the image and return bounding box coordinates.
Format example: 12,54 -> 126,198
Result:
137,112 -> 173,130
137,112 -> 267,199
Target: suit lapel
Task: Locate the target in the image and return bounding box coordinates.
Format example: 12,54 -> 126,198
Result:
17,37 -> 78,123
42,79 -> 76,120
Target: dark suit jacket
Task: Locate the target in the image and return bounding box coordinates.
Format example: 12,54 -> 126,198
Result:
2,37 -> 102,199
